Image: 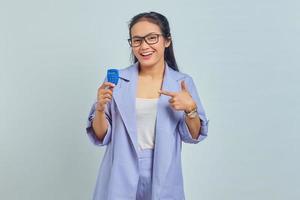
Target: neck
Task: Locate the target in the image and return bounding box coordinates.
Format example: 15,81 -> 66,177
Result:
138,62 -> 165,79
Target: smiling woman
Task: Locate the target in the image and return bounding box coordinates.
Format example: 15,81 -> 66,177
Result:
128,12 -> 178,72
86,11 -> 209,200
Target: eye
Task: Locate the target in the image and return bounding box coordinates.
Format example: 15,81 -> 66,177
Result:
132,38 -> 142,44
147,35 -> 157,42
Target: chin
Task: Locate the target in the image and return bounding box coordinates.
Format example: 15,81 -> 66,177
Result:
138,60 -> 156,68
138,58 -> 163,68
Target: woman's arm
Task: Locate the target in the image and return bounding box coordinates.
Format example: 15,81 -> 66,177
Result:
184,115 -> 201,139
92,110 -> 109,142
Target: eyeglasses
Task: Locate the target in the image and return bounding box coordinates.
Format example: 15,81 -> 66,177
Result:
128,33 -> 163,47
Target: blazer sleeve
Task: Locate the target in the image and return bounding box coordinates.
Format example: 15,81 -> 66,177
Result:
178,75 -> 209,144
86,79 -> 113,146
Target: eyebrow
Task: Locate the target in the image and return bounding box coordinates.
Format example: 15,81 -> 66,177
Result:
131,32 -> 158,38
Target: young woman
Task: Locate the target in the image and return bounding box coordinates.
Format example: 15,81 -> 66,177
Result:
86,11 -> 209,200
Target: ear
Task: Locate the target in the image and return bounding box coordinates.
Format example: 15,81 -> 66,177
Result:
164,37 -> 171,48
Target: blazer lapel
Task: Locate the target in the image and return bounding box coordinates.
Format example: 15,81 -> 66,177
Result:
113,63 -> 139,156
153,64 -> 184,194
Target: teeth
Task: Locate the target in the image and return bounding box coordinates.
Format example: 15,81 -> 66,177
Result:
141,52 -> 153,56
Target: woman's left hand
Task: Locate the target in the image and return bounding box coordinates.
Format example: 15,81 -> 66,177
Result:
158,80 -> 197,112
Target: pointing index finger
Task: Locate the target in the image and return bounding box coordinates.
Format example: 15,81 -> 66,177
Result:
158,90 -> 176,97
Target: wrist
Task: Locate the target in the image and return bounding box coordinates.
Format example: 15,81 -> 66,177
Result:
95,101 -> 105,113
96,109 -> 105,114
184,101 -> 197,113
184,102 -> 198,119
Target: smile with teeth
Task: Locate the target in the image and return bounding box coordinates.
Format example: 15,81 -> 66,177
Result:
140,52 -> 154,56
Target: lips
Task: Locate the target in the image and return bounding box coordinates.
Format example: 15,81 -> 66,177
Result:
140,51 -> 153,56
140,51 -> 154,60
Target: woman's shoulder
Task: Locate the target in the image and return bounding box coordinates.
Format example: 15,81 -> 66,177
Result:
168,65 -> 194,81
118,63 -> 137,73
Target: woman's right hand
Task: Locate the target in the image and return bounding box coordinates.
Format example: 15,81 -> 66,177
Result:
96,82 -> 115,112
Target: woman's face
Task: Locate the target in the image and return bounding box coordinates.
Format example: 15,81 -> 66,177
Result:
130,20 -> 170,68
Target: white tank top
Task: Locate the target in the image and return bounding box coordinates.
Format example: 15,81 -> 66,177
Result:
136,97 -> 159,150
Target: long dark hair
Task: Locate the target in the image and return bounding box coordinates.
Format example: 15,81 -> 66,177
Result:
128,11 -> 179,72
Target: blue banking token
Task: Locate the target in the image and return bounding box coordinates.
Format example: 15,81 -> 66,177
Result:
107,69 -> 119,85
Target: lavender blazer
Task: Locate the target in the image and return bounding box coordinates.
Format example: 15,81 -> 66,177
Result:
86,63 -> 209,200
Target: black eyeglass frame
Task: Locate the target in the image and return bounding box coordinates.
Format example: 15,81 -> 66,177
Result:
128,33 -> 164,47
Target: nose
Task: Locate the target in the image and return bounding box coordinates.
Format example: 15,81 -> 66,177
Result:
140,39 -> 150,49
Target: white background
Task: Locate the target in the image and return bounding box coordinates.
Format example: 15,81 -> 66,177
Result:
1,0 -> 299,199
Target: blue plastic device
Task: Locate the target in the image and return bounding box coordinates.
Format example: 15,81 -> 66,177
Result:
107,69 -> 119,85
